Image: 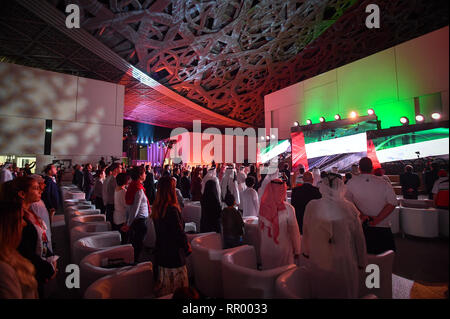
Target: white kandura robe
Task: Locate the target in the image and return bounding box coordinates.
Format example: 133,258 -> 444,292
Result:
241,187 -> 259,217
300,196 -> 367,298
259,202 -> 301,270
237,170 -> 247,210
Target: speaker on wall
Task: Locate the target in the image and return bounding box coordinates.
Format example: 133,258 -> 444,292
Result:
44,119 -> 52,155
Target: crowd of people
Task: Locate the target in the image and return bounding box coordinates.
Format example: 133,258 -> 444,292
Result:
0,155 -> 448,299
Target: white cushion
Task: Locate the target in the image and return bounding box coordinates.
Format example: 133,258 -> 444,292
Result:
191,232 -> 236,298
275,267 -> 310,299
400,207 -> 439,238
72,232 -> 121,264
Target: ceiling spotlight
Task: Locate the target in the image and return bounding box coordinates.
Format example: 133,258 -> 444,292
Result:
271,134 -> 276,139
367,108 -> 375,115
294,121 -> 300,127
319,117 -> 326,123
349,111 -> 358,119
306,119 -> 312,125
415,114 -> 425,122
400,116 -> 409,125
266,136 -> 270,140
431,112 -> 442,120
260,136 -> 265,141
334,114 -> 341,120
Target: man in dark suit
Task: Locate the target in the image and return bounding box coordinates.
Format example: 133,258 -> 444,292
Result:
291,171 -> 322,234
400,165 -> 421,199
42,164 -> 61,216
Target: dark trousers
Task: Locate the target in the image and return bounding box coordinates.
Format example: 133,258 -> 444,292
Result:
105,204 -> 114,224
94,197 -> 106,215
223,236 -> 242,249
129,218 -> 147,262
363,226 -> 396,255
112,222 -> 128,245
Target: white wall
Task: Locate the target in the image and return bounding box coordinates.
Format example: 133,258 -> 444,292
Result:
265,26 -> 449,139
0,62 -> 124,171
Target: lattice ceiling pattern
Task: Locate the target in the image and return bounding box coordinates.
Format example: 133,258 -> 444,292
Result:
62,0 -> 360,127
1,0 -> 448,128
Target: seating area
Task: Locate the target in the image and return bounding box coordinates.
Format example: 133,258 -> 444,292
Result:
397,199 -> 448,238
60,186 -> 155,298
55,187 -> 446,300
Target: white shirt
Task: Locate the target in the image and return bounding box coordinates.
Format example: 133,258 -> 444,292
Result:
30,200 -> 52,253
241,188 -> 259,217
113,188 -> 127,225
345,174 -> 398,228
102,175 -> 112,206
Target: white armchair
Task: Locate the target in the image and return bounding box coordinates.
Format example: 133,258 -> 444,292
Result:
359,250 -> 395,299
400,199 -> 434,209
72,232 -> 122,264
242,219 -> 261,265
70,223 -> 112,258
64,204 -> 96,227
84,262 -> 154,299
64,199 -> 91,209
80,244 -> 138,293
191,232 -> 237,298
400,207 -> 439,238
67,209 -> 101,229
222,245 -> 296,299
185,232 -> 214,280
67,191 -> 86,200
70,214 -> 107,231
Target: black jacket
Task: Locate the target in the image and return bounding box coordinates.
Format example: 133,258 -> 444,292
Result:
143,172 -> 156,204
180,176 -> 191,199
82,170 -> 94,193
291,183 -> 322,234
42,175 -> 61,211
400,172 -> 421,198
153,206 -> 191,268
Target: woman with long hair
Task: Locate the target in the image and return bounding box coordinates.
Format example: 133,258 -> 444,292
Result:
200,179 -> 222,233
8,177 -> 56,298
0,198 -> 38,298
123,166 -> 149,263
152,176 -> 191,297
